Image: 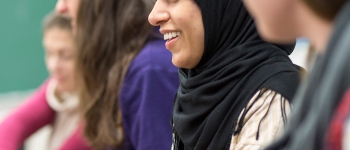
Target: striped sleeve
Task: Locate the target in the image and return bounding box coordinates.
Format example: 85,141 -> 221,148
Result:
229,88 -> 291,150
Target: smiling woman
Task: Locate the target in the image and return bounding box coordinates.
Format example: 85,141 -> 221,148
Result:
149,0 -> 303,149
149,0 -> 204,68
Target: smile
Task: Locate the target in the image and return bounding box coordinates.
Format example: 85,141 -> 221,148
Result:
164,31 -> 180,49
164,31 -> 181,42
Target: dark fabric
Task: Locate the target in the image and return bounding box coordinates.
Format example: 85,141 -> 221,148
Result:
266,1 -> 350,150
172,0 -> 302,150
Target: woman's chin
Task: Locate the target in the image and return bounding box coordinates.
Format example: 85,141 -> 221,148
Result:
172,58 -> 197,69
56,84 -> 74,94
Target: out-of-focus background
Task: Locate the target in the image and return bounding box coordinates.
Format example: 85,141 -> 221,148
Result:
0,1 -> 55,149
0,1 -> 310,149
0,1 -> 55,94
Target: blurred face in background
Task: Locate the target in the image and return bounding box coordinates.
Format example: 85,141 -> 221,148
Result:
43,27 -> 76,93
243,0 -> 299,43
148,0 -> 205,69
55,0 -> 80,28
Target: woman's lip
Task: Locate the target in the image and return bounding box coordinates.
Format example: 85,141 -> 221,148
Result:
165,36 -> 179,50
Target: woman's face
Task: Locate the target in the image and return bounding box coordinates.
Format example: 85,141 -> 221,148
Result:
243,0 -> 298,43
55,0 -> 80,28
43,27 -> 76,93
149,0 -> 205,69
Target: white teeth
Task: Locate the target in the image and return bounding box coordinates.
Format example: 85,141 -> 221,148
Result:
164,31 -> 181,41
167,33 -> 171,39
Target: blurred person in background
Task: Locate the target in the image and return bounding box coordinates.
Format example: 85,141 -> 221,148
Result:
0,12 -> 92,150
56,0 -> 179,149
243,0 -> 350,149
148,0 -> 302,149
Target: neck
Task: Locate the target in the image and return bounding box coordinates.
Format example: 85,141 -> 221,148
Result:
54,88 -> 76,103
296,3 -> 333,53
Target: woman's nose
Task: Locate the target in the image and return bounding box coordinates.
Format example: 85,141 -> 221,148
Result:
148,1 -> 170,26
47,56 -> 61,74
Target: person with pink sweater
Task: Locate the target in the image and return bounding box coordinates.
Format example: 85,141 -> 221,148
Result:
0,12 -> 92,150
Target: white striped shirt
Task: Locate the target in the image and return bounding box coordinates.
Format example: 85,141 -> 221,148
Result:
229,89 -> 291,150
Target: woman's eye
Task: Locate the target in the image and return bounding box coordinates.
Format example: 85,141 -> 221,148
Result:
168,0 -> 178,2
60,53 -> 74,60
64,55 -> 74,60
64,56 -> 73,60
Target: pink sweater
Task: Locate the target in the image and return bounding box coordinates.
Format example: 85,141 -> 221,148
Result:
0,80 -> 92,150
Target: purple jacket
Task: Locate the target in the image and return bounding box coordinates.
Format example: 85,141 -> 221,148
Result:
119,37 -> 179,150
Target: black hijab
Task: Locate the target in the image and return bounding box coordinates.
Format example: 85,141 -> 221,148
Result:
172,0 -> 302,150
266,1 -> 350,150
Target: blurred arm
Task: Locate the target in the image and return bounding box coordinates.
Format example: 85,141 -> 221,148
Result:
0,80 -> 55,150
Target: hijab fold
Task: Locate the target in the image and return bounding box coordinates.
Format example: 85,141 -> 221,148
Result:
266,1 -> 350,149
172,0 -> 302,149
